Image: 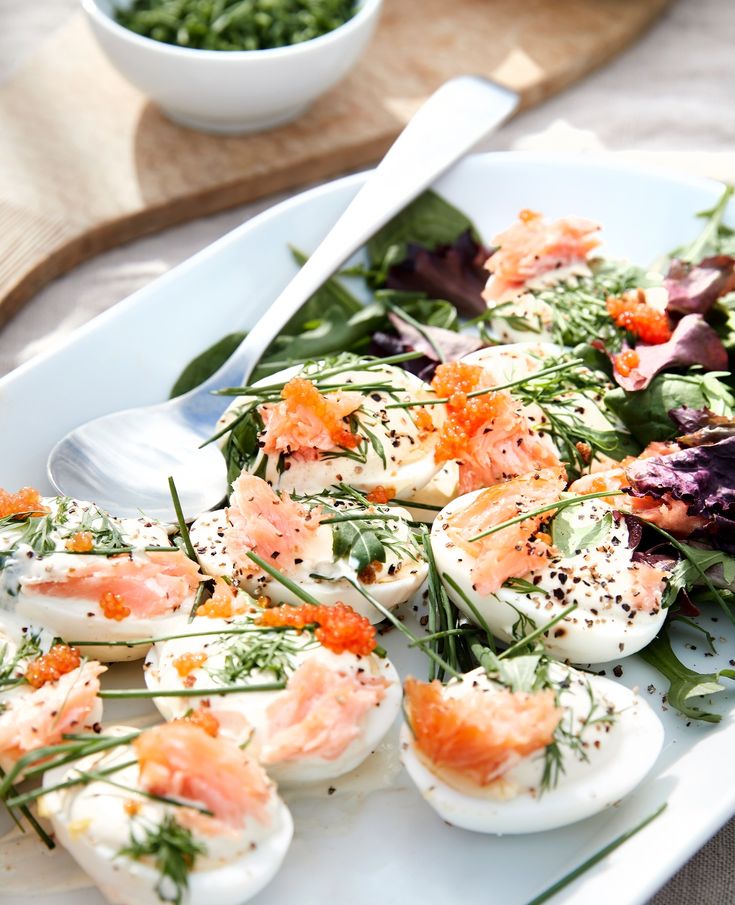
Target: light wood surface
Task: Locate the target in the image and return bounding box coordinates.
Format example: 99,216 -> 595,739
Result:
0,0 -> 670,327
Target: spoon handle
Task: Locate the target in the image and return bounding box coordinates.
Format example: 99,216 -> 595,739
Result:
189,76 -> 517,403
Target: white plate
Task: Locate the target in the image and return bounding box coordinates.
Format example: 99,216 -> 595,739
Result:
1,153 -> 734,905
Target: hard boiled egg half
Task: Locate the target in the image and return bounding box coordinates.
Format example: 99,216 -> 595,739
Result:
190,474 -> 427,624
400,660 -> 663,833
431,469 -> 669,664
0,496 -> 201,661
144,606 -> 402,785
40,722 -> 293,905
216,356 -> 441,498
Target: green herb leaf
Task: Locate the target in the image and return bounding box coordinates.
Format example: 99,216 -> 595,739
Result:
170,332 -> 245,399
639,626 -> 735,722
551,510 -> 613,558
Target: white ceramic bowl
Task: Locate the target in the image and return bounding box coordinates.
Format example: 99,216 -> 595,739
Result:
81,0 -> 382,134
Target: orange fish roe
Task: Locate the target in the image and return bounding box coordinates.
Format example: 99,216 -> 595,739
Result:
613,349 -> 641,377
196,579 -> 241,619
431,361 -> 502,462
0,487 -> 47,520
258,602 -> 376,657
24,644 -> 81,689
65,531 -> 95,553
414,407 -> 435,433
173,652 -> 208,678
99,591 -> 131,621
366,485 -> 396,505
180,706 -> 220,738
404,678 -> 561,787
607,290 -> 672,344
123,799 -> 142,816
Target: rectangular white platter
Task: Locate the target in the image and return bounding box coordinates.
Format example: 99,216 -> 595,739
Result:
1,152 -> 734,905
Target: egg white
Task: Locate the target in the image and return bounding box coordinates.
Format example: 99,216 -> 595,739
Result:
189,500 -> 427,624
40,726 -> 293,905
144,622 -> 402,785
400,663 -> 663,834
0,498 -> 195,662
432,491 -> 668,664
216,361 -> 441,498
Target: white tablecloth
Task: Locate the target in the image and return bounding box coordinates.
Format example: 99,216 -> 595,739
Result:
1,0 -> 734,900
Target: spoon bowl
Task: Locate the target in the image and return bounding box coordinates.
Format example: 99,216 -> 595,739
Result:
48,76 -> 518,521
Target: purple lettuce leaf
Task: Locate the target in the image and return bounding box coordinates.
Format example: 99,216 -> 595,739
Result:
613,314 -> 728,391
664,255 -> 735,316
370,313 -> 485,382
626,436 -> 735,521
385,230 -> 491,318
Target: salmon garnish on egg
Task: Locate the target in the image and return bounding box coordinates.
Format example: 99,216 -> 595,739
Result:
261,658 -> 389,764
404,677 -> 561,787
446,467 -> 567,594
134,720 -> 272,829
30,550 -> 202,619
570,441 -> 706,537
484,210 -> 601,300
225,472 -> 322,572
258,376 -> 362,461
0,659 -> 106,770
431,362 -> 562,493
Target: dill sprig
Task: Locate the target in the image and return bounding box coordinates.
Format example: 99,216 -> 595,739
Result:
0,631 -> 43,690
207,629 -> 308,685
118,814 -> 206,905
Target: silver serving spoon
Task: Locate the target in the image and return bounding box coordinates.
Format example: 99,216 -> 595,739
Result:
48,76 -> 518,522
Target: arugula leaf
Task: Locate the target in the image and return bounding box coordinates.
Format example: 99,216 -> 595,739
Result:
605,371 -> 735,446
367,190 -> 480,272
551,510 -> 613,557
639,627 -> 735,722
348,527 -> 386,573
662,543 -> 735,607
476,647 -> 543,692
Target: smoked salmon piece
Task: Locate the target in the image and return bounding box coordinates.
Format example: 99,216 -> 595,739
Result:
0,661 -> 105,768
447,467 -> 566,595
31,550 -> 201,619
259,376 -> 362,461
225,473 -> 322,572
404,678 -> 561,786
134,721 -> 272,828
484,210 -> 600,300
261,658 -> 388,764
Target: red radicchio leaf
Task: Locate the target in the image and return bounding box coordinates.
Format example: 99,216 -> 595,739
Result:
385,230 -> 492,318
612,314 -> 728,391
664,255 -> 735,316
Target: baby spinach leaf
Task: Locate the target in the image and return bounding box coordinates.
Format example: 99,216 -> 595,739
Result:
367,190 -> 480,271
170,332 -> 245,398
605,371 -> 735,446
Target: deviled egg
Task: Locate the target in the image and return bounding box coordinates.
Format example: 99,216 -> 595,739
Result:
40,721 -> 293,905
432,468 -> 669,664
144,603 -> 402,785
0,495 -> 201,660
217,355 -> 441,498
400,659 -> 663,833
190,473 -> 427,623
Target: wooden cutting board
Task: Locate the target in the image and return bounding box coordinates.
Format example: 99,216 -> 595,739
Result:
0,0 -> 670,327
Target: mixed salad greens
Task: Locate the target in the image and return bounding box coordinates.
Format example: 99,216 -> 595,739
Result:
173,185 -> 735,723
